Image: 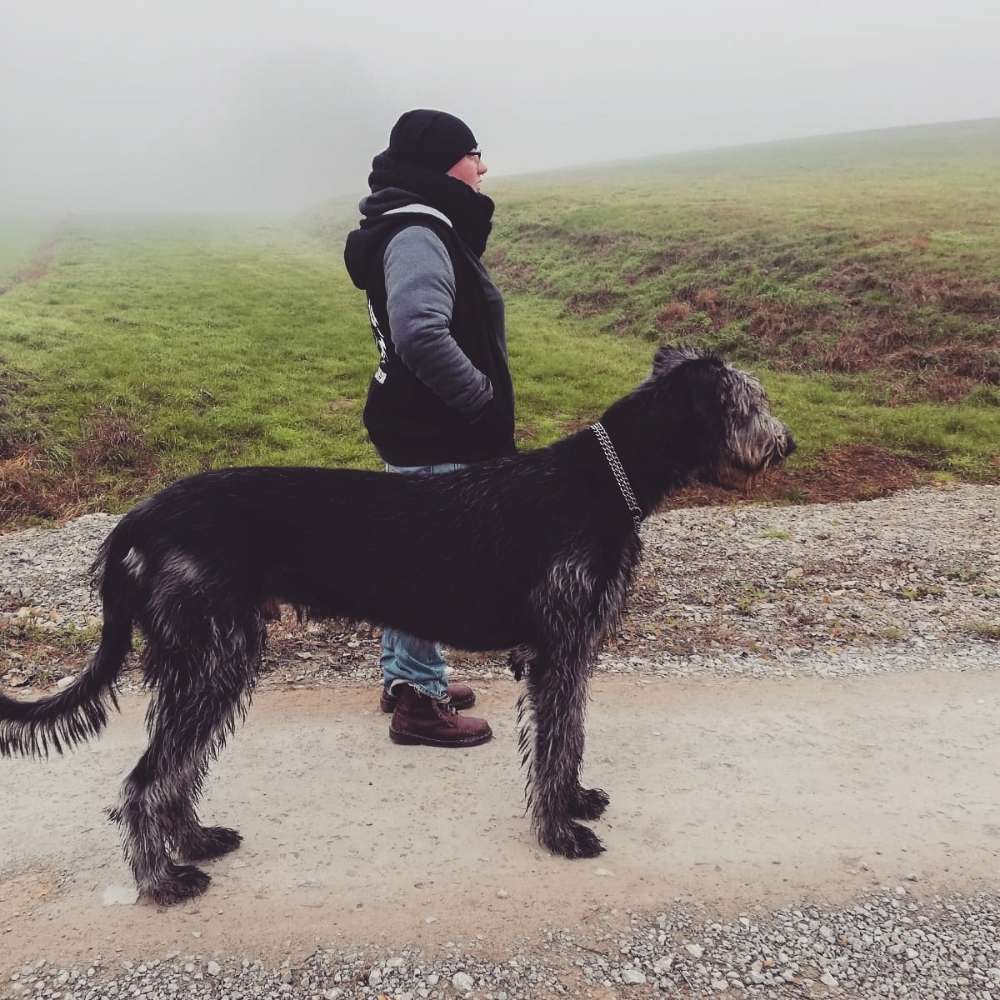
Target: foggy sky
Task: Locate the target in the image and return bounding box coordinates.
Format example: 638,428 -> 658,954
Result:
3,0 -> 998,215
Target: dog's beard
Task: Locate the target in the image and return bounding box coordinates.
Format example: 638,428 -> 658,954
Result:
708,447 -> 788,494
712,412 -> 793,494
709,462 -> 760,493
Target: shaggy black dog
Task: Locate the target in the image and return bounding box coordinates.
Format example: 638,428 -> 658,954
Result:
0,347 -> 794,904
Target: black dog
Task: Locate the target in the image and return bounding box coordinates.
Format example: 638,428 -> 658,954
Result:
0,347 -> 794,904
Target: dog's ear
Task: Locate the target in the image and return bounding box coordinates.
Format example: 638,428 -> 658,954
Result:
674,355 -> 731,446
652,345 -> 701,377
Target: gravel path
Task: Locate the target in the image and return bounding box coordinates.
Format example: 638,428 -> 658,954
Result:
6,890 -> 1000,999
5,674 -> 1000,1000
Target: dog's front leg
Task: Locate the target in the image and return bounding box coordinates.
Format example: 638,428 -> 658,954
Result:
523,654 -> 605,859
517,645 -> 608,821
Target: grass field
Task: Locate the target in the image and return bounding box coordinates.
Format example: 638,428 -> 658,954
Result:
0,220 -> 680,524
491,118 -> 999,404
0,218 -> 59,288
1,120 -> 998,528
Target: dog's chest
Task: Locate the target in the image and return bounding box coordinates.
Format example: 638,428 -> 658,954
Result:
602,536 -> 642,622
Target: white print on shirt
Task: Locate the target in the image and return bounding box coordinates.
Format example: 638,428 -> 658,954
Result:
367,296 -> 389,385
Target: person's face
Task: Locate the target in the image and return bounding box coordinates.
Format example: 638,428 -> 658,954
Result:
447,150 -> 487,192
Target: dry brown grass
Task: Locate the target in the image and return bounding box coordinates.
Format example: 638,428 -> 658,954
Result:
75,405 -> 153,471
664,444 -> 928,508
0,237 -> 60,296
655,301 -> 693,327
565,288 -> 625,317
822,262 -> 1000,319
0,406 -> 159,529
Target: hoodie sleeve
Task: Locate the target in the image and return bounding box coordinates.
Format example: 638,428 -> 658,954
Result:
383,226 -> 493,416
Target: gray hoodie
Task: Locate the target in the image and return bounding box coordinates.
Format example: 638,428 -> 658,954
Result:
351,187 -> 507,416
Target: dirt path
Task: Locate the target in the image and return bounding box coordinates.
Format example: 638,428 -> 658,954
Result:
0,236 -> 60,296
2,671 -> 999,975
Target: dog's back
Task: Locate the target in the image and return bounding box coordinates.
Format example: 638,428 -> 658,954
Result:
108,447 -> 633,652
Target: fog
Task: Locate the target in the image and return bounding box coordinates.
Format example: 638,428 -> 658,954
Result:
3,0 -> 998,216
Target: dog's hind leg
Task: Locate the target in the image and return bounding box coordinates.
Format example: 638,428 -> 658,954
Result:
170,759 -> 244,863
114,613 -> 262,904
114,741 -> 211,905
172,615 -> 265,863
569,782 -> 611,821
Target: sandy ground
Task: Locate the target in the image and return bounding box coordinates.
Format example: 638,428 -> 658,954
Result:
2,671 -> 999,976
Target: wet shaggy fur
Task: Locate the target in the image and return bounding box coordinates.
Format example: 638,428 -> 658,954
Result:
0,348 -> 794,905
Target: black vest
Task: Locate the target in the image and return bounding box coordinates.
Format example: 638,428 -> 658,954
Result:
361,218 -> 515,467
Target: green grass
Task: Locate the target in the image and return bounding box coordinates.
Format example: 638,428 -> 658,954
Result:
1,121 -> 999,526
0,218 -> 57,285
760,528 -> 791,541
514,296 -> 999,478
760,370 -> 999,477
0,219 -> 995,513
0,221 -> 675,513
0,220 -> 377,479
487,119 -> 1000,400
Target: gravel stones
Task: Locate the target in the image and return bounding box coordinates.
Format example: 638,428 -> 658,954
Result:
0,513 -> 115,629
100,885 -> 139,906
574,889 -> 1000,998
8,890 -> 1000,999
623,482 -> 1000,679
450,970 -> 474,992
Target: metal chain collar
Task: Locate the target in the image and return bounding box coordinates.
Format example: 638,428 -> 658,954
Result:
590,422 -> 643,530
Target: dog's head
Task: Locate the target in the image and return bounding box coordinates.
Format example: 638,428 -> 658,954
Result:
650,345 -> 795,489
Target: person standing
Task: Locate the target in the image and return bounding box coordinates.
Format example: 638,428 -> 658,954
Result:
344,110 -> 515,748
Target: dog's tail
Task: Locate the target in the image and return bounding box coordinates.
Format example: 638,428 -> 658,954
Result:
0,526 -> 135,758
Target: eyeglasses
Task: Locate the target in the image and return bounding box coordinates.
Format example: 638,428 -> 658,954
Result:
467,149 -> 483,161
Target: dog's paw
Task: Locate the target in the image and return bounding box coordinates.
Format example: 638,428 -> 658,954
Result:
146,864 -> 211,906
542,821 -> 606,859
177,825 -> 243,862
570,786 -> 610,821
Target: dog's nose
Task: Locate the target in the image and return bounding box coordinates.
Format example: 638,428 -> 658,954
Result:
784,431 -> 796,457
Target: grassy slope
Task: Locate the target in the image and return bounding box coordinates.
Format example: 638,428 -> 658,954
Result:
0,121 -> 998,527
1,221 -> 375,474
0,219 -> 59,286
0,220 -> 664,524
489,119 -> 1000,404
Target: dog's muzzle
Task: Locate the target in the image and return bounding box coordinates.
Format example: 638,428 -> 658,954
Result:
768,427 -> 796,467
715,424 -> 795,491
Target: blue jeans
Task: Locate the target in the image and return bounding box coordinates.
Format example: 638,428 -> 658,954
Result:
380,462 -> 465,700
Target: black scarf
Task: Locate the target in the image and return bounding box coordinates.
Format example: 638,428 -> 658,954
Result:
368,151 -> 495,258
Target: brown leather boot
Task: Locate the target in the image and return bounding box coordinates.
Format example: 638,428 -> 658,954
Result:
389,685 -> 492,748
380,681 -> 475,714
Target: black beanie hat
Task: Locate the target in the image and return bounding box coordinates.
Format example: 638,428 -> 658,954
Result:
388,109 -> 478,173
